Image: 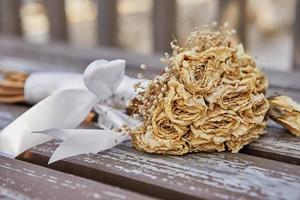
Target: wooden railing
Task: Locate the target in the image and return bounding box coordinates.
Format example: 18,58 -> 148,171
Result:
0,0 -> 299,70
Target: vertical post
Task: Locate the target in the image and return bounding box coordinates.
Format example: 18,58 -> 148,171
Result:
218,0 -> 247,46
217,0 -> 230,23
152,0 -> 176,53
97,0 -> 118,46
236,0 -> 247,46
44,0 -> 68,41
293,0 -> 300,70
0,0 -> 22,36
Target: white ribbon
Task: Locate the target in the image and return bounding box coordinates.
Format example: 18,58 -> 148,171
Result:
24,72 -> 85,104
0,59 -> 142,163
34,129 -> 130,164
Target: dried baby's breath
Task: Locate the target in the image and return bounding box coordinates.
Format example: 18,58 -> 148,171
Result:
137,73 -> 144,79
140,64 -> 147,70
129,24 -> 269,155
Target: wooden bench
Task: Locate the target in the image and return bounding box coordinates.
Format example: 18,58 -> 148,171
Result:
0,38 -> 300,199
0,156 -> 155,200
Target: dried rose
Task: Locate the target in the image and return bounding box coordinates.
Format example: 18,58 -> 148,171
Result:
178,48 -> 232,94
164,77 -> 207,126
268,96 -> 300,136
152,102 -> 188,140
238,93 -> 269,124
131,124 -> 189,155
226,122 -> 267,152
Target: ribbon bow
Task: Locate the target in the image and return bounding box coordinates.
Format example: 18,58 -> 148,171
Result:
0,59 -> 140,163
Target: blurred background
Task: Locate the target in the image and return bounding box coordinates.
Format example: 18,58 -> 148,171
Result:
0,0 -> 299,72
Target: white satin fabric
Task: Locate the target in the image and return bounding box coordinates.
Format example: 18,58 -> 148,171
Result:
0,59 -> 144,163
24,73 -> 86,104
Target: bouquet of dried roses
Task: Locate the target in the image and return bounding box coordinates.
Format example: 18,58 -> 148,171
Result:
129,25 -> 269,154
129,25 -> 299,155
0,24 -> 299,163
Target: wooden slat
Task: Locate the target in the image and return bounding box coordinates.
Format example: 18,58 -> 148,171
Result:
0,102 -> 300,199
267,87 -> 300,101
236,0 -> 247,45
19,141 -> 300,200
0,0 -> 22,36
0,104 -> 27,128
0,156 -> 155,200
0,87 -> 299,165
0,36 -> 163,75
97,0 -> 118,46
264,70 -> 300,91
1,36 -> 300,90
1,104 -> 300,199
217,0 -> 247,45
2,102 -> 300,166
152,0 -> 176,53
3,36 -> 300,91
293,0 -> 300,70
242,127 -> 300,165
217,0 -> 229,21
0,79 -> 299,168
44,0 -> 68,41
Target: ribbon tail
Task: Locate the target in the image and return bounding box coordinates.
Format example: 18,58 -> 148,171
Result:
33,129 -> 130,164
0,89 -> 98,157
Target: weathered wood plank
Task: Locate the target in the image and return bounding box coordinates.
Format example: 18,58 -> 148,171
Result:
264,69 -> 300,91
0,0 -> 22,36
19,141 -> 300,200
97,0 -> 118,46
0,87 -> 300,168
0,156 -> 155,200
152,0 -> 176,53
267,87 -> 300,101
0,104 -> 27,128
293,0 -> 300,70
44,0 -> 68,41
242,127 -> 300,165
0,36 -> 163,74
0,103 -> 300,198
0,37 -> 300,90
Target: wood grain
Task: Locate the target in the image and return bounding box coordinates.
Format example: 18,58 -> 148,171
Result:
242,127 -> 300,165
267,87 -> 300,101
19,141 -> 300,200
0,104 -> 27,128
0,156 -> 155,200
264,70 -> 300,91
